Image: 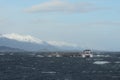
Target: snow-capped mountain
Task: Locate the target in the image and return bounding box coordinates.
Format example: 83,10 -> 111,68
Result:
0,33 -> 80,52
0,33 -> 44,44
47,41 -> 79,51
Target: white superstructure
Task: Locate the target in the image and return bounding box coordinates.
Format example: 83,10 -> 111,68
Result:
81,50 -> 93,58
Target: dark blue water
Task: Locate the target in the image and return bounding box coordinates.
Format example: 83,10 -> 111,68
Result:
0,52 -> 120,80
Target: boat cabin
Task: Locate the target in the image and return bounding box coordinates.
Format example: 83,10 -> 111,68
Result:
81,50 -> 93,58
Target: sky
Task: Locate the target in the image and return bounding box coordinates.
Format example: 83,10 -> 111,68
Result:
0,0 -> 120,51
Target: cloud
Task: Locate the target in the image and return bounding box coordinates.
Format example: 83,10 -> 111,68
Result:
24,0 -> 101,13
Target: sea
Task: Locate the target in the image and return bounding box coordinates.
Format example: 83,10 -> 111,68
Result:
0,52 -> 120,80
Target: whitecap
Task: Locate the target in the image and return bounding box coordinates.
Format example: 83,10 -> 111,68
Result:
36,55 -> 44,57
93,61 -> 110,65
41,71 -> 56,74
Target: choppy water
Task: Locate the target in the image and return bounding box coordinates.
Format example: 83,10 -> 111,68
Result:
0,52 -> 120,80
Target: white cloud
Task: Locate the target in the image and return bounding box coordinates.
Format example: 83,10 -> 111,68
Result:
24,0 -> 99,13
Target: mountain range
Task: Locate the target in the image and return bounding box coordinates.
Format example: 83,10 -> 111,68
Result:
0,33 -> 81,52
0,46 -> 24,52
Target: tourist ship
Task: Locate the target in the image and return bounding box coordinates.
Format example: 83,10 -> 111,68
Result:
81,50 -> 93,58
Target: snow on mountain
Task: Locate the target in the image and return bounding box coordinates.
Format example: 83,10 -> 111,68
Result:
0,33 -> 44,44
0,33 -> 80,51
47,41 -> 80,51
47,41 -> 78,47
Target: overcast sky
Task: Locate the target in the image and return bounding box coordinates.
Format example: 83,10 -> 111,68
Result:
0,0 -> 120,51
